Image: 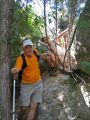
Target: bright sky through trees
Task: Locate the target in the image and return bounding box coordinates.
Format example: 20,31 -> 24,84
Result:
16,0 -> 87,38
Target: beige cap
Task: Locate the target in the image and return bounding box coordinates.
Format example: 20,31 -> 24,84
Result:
23,39 -> 33,47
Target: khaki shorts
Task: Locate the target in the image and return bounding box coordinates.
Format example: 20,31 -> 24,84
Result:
20,80 -> 43,106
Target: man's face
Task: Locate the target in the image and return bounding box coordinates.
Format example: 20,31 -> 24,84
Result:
23,45 -> 33,56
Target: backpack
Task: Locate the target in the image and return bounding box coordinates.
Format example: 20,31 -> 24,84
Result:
18,50 -> 40,82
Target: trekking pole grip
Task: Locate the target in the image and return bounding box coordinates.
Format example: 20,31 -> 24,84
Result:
14,74 -> 17,80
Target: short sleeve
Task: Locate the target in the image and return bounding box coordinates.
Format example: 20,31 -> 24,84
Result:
15,55 -> 23,71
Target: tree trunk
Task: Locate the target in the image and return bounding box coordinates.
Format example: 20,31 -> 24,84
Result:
0,0 -> 14,120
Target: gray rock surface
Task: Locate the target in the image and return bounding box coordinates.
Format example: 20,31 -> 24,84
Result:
38,73 -> 90,120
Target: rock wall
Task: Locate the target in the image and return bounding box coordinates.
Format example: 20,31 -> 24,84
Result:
38,74 -> 90,120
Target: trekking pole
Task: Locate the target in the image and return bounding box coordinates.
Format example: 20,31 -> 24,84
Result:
12,75 -> 16,120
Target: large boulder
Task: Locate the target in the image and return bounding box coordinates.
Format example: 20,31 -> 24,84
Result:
38,73 -> 90,120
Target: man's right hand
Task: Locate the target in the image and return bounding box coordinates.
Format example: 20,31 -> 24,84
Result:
11,67 -> 19,76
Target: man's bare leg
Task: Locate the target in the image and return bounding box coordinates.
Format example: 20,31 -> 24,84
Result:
33,103 -> 39,120
27,102 -> 38,120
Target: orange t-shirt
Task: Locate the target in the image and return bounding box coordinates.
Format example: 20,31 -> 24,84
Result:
15,50 -> 41,84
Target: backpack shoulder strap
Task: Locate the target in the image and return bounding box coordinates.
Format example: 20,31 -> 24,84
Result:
21,54 -> 27,70
33,50 -> 40,60
18,54 -> 27,82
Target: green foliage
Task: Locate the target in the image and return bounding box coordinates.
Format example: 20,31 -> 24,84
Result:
10,1 -> 44,61
77,20 -> 90,30
78,61 -> 90,76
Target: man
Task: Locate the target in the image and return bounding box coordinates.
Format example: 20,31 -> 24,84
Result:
41,27 -> 77,71
11,38 -> 44,120
41,36 -> 61,68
